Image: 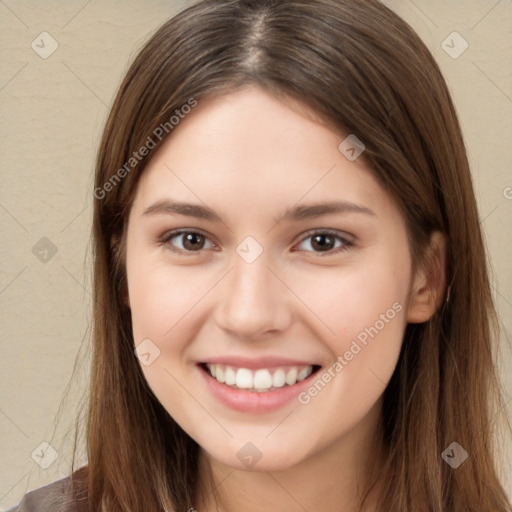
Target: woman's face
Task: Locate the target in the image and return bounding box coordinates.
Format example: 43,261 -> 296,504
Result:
125,86 -> 420,471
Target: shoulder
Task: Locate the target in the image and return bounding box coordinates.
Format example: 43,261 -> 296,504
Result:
6,472 -> 88,512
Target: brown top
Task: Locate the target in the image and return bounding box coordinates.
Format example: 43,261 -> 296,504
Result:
8,475 -> 511,511
6,476 -> 86,512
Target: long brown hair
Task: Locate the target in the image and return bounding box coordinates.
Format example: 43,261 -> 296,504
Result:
64,0 -> 511,510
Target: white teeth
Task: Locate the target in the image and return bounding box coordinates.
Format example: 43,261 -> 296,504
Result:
205,363 -> 315,391
272,368 -> 286,388
253,369 -> 272,389
285,367 -> 298,385
215,365 -> 225,383
224,366 -> 236,386
297,366 -> 313,381
235,368 -> 253,389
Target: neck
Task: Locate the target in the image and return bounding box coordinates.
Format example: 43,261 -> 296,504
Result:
194,401 -> 387,512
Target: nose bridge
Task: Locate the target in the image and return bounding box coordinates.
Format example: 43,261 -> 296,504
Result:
231,254 -> 271,303
215,248 -> 291,338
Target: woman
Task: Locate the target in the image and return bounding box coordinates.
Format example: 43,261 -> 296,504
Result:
9,0 -> 511,510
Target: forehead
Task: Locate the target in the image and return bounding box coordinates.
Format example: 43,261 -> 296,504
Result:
131,86 -> 399,224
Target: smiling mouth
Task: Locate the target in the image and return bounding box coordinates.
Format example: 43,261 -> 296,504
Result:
199,363 -> 321,392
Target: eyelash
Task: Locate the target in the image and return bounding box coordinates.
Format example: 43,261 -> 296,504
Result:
157,229 -> 354,257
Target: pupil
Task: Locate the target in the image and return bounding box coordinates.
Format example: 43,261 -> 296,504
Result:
184,233 -> 203,250
312,234 -> 333,251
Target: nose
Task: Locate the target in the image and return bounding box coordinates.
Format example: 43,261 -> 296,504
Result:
213,254 -> 293,340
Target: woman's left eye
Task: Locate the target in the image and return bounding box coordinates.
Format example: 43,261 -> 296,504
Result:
294,230 -> 354,255
158,229 -> 353,256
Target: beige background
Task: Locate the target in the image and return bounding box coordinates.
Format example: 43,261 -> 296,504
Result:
0,0 -> 511,509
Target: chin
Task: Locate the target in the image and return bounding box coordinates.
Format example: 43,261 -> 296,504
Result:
202,436 -> 311,473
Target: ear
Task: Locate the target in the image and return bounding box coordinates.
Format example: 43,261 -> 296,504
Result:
407,231 -> 447,323
111,234 -> 131,309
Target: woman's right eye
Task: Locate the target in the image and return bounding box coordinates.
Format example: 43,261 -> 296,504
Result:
159,230 -> 216,254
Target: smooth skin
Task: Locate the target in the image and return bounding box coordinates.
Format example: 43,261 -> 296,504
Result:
124,86 -> 446,512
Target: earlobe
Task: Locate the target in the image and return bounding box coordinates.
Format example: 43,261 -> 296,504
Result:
407,231 -> 447,324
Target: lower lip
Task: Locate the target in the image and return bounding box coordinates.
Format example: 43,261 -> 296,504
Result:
197,364 -> 319,413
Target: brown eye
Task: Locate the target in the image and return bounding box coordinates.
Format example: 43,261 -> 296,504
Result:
310,233 -> 336,251
295,230 -> 354,255
180,233 -> 206,251
161,230 -> 215,254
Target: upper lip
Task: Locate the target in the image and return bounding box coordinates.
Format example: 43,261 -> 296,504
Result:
200,356 -> 321,370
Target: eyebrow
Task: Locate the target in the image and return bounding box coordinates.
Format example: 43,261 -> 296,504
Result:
142,199 -> 376,223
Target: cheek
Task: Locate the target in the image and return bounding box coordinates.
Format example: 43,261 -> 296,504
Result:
126,260 -> 208,417
291,253 -> 409,422
290,257 -> 410,350
127,251 -> 207,344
